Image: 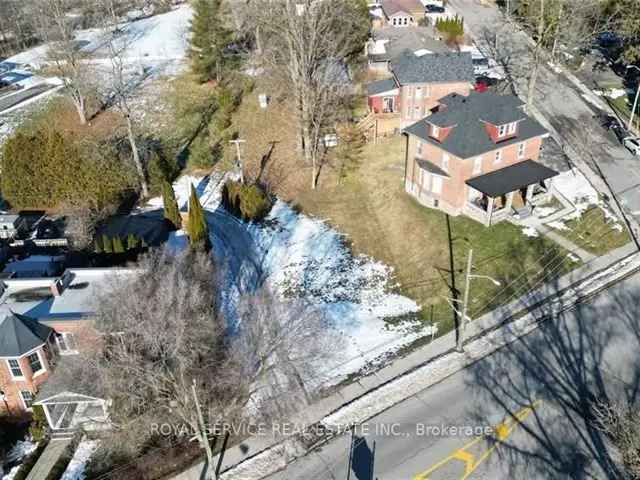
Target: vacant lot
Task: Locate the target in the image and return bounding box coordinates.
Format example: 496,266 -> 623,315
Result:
554,207 -> 631,256
297,136 -> 574,334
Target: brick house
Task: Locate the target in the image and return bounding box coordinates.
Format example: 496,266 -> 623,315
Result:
365,51 -> 475,138
0,268 -> 134,425
403,91 -> 557,225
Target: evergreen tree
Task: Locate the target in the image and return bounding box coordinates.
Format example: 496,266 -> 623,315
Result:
162,180 -> 182,230
127,233 -> 139,250
187,184 -> 210,250
190,0 -> 234,82
94,237 -> 103,254
113,236 -> 125,253
102,234 -> 113,254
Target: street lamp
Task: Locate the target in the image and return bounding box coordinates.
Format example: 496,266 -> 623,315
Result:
626,65 -> 640,132
456,249 -> 501,352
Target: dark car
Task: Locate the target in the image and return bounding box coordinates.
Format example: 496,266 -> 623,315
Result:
425,4 -> 445,13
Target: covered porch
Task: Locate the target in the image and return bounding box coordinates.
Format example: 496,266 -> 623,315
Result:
34,392 -> 110,433
464,160 -> 559,226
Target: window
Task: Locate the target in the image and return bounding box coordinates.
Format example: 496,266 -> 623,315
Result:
442,154 -> 449,172
432,176 -> 443,194
20,390 -> 33,409
517,141 -> 526,159
28,352 -> 43,375
56,332 -> 77,354
508,122 -> 517,134
416,140 -> 423,155
422,170 -> 429,189
498,124 -> 507,137
7,359 -> 23,378
432,125 -> 440,137
494,150 -> 502,164
414,106 -> 421,119
415,87 -> 423,99
473,156 -> 482,174
392,18 -> 397,26
403,17 -> 408,25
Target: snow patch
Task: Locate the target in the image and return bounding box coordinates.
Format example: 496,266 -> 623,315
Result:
522,226 -> 539,237
547,220 -> 570,231
60,439 -> 99,480
534,206 -> 558,218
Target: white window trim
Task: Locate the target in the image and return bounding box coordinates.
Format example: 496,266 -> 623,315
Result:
473,156 -> 483,174
508,122 -> 517,134
517,141 -> 526,159
56,332 -> 79,356
7,358 -> 24,380
442,153 -> 449,172
432,176 -> 443,194
29,350 -> 46,378
498,124 -> 507,137
432,125 -> 440,137
20,390 -> 34,411
416,140 -> 423,155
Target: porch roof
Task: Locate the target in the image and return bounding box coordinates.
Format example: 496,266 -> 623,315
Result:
466,160 -> 558,198
416,158 -> 450,177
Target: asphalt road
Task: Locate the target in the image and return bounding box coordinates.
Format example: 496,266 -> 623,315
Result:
447,0 -> 640,218
267,271 -> 640,479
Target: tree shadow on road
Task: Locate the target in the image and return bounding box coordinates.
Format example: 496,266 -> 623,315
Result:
465,268 -> 640,478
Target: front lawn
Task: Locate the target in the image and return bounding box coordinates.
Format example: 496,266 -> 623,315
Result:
552,207 -> 631,256
297,136 -> 575,335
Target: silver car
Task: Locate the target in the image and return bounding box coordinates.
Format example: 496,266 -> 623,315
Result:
623,136 -> 640,156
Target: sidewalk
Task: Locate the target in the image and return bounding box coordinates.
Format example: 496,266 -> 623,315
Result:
173,241 -> 638,480
25,438 -> 71,480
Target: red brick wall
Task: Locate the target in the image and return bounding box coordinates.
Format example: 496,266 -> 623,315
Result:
406,134 -> 544,211
399,82 -> 472,127
0,345 -> 52,413
368,94 -> 399,114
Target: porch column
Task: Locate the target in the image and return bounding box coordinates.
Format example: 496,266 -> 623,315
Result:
41,403 -> 55,430
525,184 -> 535,203
505,191 -> 515,211
485,197 -> 495,226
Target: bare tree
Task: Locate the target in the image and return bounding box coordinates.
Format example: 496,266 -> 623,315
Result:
252,0 -> 368,189
93,250 -> 231,478
33,0 -> 96,124
592,400 -> 640,479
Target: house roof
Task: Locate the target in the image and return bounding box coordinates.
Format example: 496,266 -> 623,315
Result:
0,312 -> 53,357
466,160 -> 559,198
367,78 -> 398,95
416,158 -> 450,177
404,91 -> 549,159
381,0 -> 422,17
369,28 -> 451,63
391,51 -> 475,85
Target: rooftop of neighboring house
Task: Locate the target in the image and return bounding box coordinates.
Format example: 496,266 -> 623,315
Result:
390,50 -> 475,85
367,77 -> 399,96
381,0 -> 423,17
0,268 -> 139,321
369,27 -> 451,63
404,91 -> 549,159
0,312 -> 53,357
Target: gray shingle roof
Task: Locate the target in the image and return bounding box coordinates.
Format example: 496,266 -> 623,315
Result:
466,160 -> 559,197
391,51 -> 475,85
381,0 -> 422,17
0,312 -> 53,357
404,91 -> 548,159
367,78 -> 398,95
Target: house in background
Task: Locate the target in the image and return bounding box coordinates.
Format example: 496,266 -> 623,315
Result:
364,51 -> 475,139
0,268 -> 136,425
0,215 -> 26,240
376,0 -> 425,28
403,91 -> 556,225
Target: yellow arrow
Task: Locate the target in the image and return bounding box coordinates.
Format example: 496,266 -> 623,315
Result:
413,400 -> 542,480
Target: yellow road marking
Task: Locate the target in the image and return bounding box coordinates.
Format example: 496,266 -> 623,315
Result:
413,400 -> 542,480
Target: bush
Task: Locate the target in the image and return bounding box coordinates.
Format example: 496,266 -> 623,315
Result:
0,125 -> 135,210
436,15 -> 464,42
28,406 -> 47,443
222,181 -> 272,222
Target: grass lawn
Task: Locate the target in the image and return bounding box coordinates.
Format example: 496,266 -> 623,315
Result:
552,207 -> 631,256
297,136 -> 576,336
597,80 -> 639,133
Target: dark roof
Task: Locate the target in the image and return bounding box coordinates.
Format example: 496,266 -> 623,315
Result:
416,158 -> 450,177
466,160 -> 559,198
367,78 -> 398,95
404,91 -> 549,158
369,28 -> 451,64
391,51 -> 475,85
96,211 -> 169,247
0,312 -> 53,357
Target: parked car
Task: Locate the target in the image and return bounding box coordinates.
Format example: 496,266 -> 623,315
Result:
425,4 -> 445,13
623,136 -> 640,156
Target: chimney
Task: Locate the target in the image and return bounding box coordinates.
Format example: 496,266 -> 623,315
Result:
51,270 -> 73,297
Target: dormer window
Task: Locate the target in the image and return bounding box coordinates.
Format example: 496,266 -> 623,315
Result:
507,122 -> 517,135
432,125 -> 440,137
498,124 -> 507,137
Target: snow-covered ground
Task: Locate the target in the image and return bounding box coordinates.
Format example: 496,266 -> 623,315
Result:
60,439 -> 99,480
148,174 -> 423,384
1,440 -> 37,480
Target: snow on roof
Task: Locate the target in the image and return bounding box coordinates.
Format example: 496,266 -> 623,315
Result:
413,49 -> 433,57
0,268 -> 139,320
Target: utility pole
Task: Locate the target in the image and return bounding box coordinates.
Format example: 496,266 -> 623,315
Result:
229,139 -> 246,184
627,66 -> 640,133
192,380 -> 216,480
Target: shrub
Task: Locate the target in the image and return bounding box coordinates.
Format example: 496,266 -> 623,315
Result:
28,406 -> 47,442
187,185 -> 210,250
0,125 -> 135,210
436,15 -> 464,42
222,181 -> 272,222
162,180 -> 182,230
